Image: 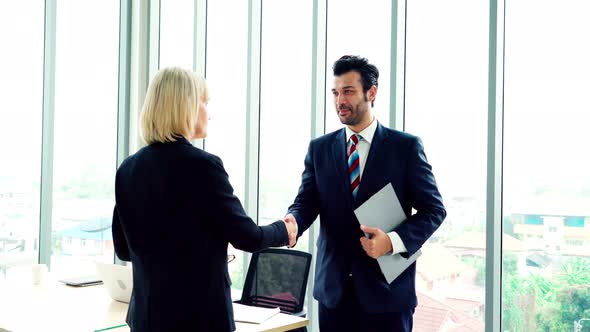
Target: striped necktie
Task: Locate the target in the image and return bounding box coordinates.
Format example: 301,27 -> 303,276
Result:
348,134 -> 362,200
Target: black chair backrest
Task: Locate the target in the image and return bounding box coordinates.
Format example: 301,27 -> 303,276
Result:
240,248 -> 312,314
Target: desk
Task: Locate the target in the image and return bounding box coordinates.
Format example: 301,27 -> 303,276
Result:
0,279 -> 308,332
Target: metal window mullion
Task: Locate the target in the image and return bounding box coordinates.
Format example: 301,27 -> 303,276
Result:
311,0 -> 327,139
243,0 -> 262,276
39,0 -> 57,268
193,0 -> 207,77
193,0 -> 207,150
129,0 -> 160,154
116,0 -> 132,171
389,0 -> 406,131
308,1 -> 327,330
114,0 -> 132,265
485,0 -> 505,331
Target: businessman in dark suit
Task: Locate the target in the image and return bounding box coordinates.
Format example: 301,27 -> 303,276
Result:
112,67 -> 297,332
284,56 -> 446,331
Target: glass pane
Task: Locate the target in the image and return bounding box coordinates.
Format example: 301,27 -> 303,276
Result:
405,1 -> 488,330
0,1 -> 44,281
160,0 -> 194,69
503,1 -> 590,331
259,0 -> 312,253
205,0 -> 249,290
51,0 -> 120,278
326,0 -> 391,132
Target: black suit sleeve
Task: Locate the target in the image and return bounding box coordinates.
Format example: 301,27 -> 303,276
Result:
112,205 -> 131,261
287,141 -> 320,237
396,137 -> 446,256
206,155 -> 289,251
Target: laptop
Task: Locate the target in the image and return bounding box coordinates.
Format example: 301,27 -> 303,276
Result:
59,275 -> 103,287
95,262 -> 133,303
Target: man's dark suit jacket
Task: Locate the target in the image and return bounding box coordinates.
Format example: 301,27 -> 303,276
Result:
112,137 -> 288,332
288,122 -> 446,314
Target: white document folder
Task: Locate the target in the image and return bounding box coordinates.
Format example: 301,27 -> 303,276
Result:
354,183 -> 422,283
233,303 -> 280,324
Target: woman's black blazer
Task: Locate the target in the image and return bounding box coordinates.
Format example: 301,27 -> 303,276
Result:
112,137 -> 288,332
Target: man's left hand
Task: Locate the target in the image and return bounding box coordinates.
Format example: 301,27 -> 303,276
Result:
359,225 -> 393,259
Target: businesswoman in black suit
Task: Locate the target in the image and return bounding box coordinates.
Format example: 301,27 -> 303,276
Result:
112,67 -> 297,332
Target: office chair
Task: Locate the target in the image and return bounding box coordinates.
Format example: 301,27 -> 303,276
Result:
236,248 -> 312,331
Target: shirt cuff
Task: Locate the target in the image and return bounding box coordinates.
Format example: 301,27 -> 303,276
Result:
387,231 -> 407,255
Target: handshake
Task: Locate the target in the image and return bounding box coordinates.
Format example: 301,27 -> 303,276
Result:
282,214 -> 298,248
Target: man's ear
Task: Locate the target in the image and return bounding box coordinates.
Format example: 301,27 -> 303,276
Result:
368,85 -> 377,102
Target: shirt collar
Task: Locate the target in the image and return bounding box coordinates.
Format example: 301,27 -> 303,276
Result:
345,117 -> 378,144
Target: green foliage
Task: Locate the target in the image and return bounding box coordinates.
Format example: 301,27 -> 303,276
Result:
502,254 -> 537,332
230,263 -> 245,291
57,164 -> 113,199
461,256 -> 485,287
504,253 -> 518,275
537,284 -> 590,331
559,257 -> 590,285
538,257 -> 590,331
52,236 -> 62,254
502,273 -> 537,332
503,255 -> 590,332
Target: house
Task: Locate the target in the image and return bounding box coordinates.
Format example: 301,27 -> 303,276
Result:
414,290 -> 484,332
442,232 -> 528,275
506,196 -> 590,254
55,218 -> 114,256
417,244 -> 470,292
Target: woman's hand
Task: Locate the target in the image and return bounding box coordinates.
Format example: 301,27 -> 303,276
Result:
283,214 -> 298,247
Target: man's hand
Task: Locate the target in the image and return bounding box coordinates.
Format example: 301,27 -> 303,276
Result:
283,214 -> 298,248
359,225 -> 393,259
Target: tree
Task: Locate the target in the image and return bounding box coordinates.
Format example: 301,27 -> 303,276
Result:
461,255 -> 485,287
537,257 -> 590,331
502,254 -> 538,332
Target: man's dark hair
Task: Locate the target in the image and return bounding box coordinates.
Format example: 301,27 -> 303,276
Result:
333,55 -> 379,107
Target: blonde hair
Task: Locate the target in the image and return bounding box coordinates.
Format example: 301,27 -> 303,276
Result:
140,67 -> 208,144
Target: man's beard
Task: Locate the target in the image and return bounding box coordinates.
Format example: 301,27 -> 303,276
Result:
338,94 -> 369,125
339,103 -> 366,126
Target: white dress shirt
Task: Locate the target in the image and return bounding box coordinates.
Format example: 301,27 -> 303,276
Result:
345,118 -> 407,255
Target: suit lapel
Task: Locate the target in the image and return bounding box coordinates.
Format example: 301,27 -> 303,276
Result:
356,123 -> 390,206
331,129 -> 354,208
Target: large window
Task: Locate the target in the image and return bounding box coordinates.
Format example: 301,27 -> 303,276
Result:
405,1 -> 488,330
0,1 -> 44,281
258,0 -> 313,253
205,0 -> 249,290
502,1 -> 590,331
4,3 -> 590,330
50,0 -> 120,278
325,0 -> 391,132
